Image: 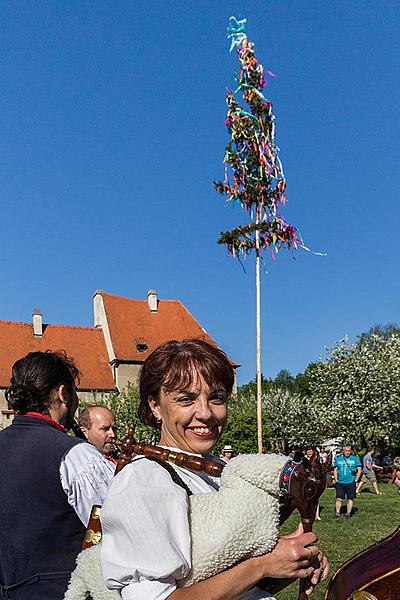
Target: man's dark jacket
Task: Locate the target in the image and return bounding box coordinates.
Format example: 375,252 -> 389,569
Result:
0,415 -> 85,599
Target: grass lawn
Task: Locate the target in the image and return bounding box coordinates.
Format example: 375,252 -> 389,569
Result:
275,481 -> 400,600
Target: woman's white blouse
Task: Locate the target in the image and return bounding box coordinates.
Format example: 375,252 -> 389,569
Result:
101,454 -> 273,600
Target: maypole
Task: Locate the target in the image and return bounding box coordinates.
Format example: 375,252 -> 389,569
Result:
255,211 -> 262,454
214,17 -> 301,453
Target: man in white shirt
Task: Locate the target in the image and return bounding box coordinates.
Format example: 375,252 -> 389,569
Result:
78,405 -> 118,462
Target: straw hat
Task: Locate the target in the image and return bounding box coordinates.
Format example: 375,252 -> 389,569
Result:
222,445 -> 234,453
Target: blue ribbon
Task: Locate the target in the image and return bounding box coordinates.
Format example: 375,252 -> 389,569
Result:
227,16 -> 247,52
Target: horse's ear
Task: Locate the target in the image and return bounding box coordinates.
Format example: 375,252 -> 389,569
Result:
301,456 -> 311,472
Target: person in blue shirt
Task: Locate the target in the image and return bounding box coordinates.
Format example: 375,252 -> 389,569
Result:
333,444 -> 362,519
356,446 -> 383,495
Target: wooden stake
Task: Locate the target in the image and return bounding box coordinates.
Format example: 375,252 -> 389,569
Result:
255,214 -> 263,454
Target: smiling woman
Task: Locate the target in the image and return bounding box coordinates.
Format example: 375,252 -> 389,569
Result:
138,339 -> 232,455
148,379 -> 227,454
100,339 -> 329,600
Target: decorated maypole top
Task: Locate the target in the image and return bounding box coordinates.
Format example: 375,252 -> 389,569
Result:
214,17 -> 302,455
214,16 -> 300,259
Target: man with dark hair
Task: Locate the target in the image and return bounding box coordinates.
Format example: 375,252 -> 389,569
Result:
0,351 -> 115,600
79,405 -> 117,460
333,443 -> 362,519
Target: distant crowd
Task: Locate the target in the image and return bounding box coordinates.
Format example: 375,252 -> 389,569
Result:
285,442 -> 397,520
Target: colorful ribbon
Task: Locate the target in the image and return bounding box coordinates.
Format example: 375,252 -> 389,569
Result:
227,16 -> 247,52
214,17 -> 301,260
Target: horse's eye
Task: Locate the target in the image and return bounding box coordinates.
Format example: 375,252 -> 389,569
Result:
304,482 -> 317,500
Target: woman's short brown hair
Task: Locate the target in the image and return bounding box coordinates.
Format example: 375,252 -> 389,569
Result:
138,339 -> 234,428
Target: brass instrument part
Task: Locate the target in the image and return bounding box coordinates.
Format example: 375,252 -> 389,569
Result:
90,506 -> 101,520
83,529 -> 102,545
81,504 -> 103,550
167,452 -> 178,464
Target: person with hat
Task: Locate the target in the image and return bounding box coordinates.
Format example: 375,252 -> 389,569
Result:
221,444 -> 235,461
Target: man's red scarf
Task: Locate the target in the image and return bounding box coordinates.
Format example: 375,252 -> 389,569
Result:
17,411 -> 66,432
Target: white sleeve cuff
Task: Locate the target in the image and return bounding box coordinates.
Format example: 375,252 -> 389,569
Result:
121,577 -> 176,600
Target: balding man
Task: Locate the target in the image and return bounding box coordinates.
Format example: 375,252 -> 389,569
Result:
79,406 -> 117,461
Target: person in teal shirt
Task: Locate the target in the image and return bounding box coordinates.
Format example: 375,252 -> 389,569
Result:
333,444 -> 362,519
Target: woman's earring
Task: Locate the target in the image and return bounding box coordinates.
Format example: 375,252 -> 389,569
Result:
156,417 -> 162,424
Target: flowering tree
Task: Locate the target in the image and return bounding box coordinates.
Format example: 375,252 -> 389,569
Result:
308,333 -> 400,448
264,389 -> 327,450
219,330 -> 400,454
220,386 -> 327,454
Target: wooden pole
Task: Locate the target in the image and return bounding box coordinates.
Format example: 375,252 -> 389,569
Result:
255,213 -> 263,454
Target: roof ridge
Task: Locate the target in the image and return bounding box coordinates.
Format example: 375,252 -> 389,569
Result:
44,324 -> 100,331
0,320 -> 32,326
0,320 -> 100,332
98,290 -> 180,303
97,290 -> 142,302
174,301 -> 210,336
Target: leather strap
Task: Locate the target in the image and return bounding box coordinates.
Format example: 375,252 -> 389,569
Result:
139,455 -> 193,496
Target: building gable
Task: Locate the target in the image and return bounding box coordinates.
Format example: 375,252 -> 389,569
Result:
95,290 -> 219,363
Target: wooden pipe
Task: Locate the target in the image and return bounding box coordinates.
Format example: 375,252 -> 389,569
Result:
114,425 -> 223,477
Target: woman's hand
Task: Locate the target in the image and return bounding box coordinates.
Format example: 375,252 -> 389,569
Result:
283,523 -> 330,594
394,473 -> 400,495
305,550 -> 330,595
172,523 -> 329,600
256,523 -> 330,585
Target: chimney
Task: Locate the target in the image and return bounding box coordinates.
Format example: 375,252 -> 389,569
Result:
32,308 -> 43,337
147,290 -> 158,313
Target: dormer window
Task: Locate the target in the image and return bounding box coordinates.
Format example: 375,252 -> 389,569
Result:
135,338 -> 148,353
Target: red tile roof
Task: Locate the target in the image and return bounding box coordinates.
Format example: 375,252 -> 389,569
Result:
0,321 -> 115,390
100,291 -> 226,362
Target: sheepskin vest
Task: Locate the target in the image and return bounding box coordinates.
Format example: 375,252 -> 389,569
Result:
0,415 -> 86,599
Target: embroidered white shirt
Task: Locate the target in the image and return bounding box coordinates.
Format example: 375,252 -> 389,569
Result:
60,442 -> 115,526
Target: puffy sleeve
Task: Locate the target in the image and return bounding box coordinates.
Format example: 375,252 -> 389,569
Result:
101,458 -> 191,600
59,442 -> 116,526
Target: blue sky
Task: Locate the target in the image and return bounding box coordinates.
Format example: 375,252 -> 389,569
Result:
1,1 -> 399,385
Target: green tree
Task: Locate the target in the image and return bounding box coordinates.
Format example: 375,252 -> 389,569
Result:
238,376 -> 272,396
273,369 -> 295,391
264,388 -> 328,451
220,386 -> 327,454
293,362 -> 319,397
357,322 -> 400,345
219,392 -> 259,454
